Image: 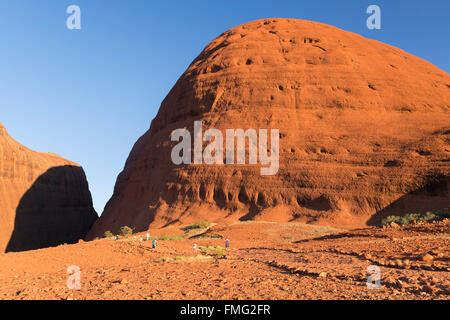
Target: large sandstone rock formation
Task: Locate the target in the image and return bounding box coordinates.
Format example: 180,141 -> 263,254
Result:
0,122 -> 97,252
89,19 -> 449,237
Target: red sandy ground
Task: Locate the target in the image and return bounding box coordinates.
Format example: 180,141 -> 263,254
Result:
0,220 -> 448,300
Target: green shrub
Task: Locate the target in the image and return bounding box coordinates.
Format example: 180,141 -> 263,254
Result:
158,235 -> 184,241
382,215 -> 402,226
199,246 -> 225,255
103,230 -> 114,238
119,226 -> 133,236
183,220 -> 212,231
382,209 -> 450,226
144,234 -> 184,241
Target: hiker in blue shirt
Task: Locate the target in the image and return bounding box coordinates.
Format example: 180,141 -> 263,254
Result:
225,239 -> 229,249
152,239 -> 157,249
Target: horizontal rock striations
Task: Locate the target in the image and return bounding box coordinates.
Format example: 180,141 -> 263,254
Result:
88,19 -> 449,237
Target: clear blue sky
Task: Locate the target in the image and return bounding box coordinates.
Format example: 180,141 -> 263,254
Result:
0,0 -> 448,214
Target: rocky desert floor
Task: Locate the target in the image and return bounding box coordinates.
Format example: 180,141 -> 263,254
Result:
0,220 -> 448,300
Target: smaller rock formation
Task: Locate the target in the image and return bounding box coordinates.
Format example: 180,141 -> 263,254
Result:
0,122 -> 98,252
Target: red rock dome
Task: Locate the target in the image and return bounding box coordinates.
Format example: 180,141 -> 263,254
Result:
88,18 -> 449,237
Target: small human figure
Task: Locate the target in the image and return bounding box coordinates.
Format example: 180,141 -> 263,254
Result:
225,239 -> 229,250
193,243 -> 197,252
146,233 -> 150,241
114,236 -> 118,241
152,239 -> 157,249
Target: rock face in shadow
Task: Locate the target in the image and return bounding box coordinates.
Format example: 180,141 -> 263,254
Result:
88,18 -> 449,237
0,122 -> 97,252
367,173 -> 449,225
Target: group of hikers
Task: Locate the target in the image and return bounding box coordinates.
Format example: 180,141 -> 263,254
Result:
115,232 -> 230,251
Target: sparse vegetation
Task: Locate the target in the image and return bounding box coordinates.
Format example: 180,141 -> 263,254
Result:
208,233 -> 223,239
183,220 -> 212,231
151,255 -> 212,263
143,234 -> 184,241
183,220 -> 215,238
199,246 -> 226,256
158,235 -> 184,241
382,209 -> 450,226
195,233 -> 223,240
153,257 -> 170,263
103,231 -> 114,238
119,226 -> 133,236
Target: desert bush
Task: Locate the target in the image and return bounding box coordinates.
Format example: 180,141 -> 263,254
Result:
206,234 -> 223,239
382,215 -> 402,226
183,220 -> 212,231
152,255 -> 212,263
103,230 -> 114,238
143,234 -> 184,241
199,246 -> 225,255
382,209 -> 450,226
119,226 -> 133,236
192,233 -> 224,240
158,235 -> 184,241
